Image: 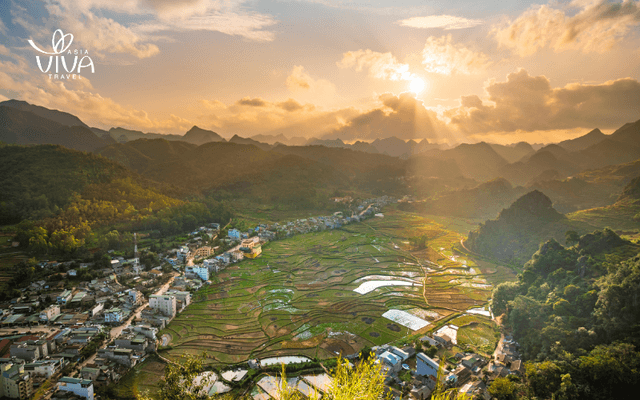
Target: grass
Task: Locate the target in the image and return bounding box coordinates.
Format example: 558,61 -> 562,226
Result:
134,206 -> 501,398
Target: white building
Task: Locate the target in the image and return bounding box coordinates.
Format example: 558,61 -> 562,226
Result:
57,377 -> 94,400
39,305 -> 60,322
165,290 -> 191,307
24,359 -> 64,378
149,294 -> 176,318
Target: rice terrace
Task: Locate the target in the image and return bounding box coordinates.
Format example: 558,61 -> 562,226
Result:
155,206 -> 513,367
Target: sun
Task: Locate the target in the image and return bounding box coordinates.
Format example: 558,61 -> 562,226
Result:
409,77 -> 425,94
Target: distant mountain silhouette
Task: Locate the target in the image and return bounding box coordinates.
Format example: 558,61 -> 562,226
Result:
250,133 -> 288,145
500,148 -> 580,186
228,134 -> 271,150
421,178 -> 526,218
184,126 -> 225,145
610,119 -> 640,147
0,99 -> 88,128
578,138 -> 640,169
422,142 -> 508,181
557,128 -> 607,152
490,142 -> 535,163
0,106 -> 108,152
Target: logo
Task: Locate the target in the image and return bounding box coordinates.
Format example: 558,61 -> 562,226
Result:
28,29 -> 95,80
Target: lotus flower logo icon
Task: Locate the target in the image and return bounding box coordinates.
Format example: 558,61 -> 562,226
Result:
28,29 -> 94,79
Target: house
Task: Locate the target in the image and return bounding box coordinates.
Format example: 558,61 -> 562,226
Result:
24,358 -> 65,378
149,294 -> 176,318
0,360 -> 33,399
228,229 -> 241,241
40,305 -> 61,322
103,308 -> 124,324
416,353 -> 443,380
433,334 -> 453,348
165,290 -> 191,308
185,265 -> 209,281
378,351 -> 402,374
509,360 -> 524,376
10,343 -> 40,362
98,348 -> 134,367
57,377 -> 94,400
389,346 -> 410,362
57,290 -> 72,305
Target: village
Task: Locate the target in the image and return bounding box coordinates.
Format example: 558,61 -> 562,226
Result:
0,194 -> 523,400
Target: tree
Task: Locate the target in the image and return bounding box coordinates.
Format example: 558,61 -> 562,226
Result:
144,352 -> 210,400
488,376 -> 515,400
565,231 -> 580,246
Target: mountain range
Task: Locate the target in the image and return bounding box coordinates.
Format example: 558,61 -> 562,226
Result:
1,99 -> 639,217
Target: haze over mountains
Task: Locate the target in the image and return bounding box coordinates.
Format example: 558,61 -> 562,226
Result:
1,99 -> 640,219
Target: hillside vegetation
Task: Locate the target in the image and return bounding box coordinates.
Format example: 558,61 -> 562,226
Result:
1,144 -> 231,256
491,229 -> 640,399
465,191 -> 589,265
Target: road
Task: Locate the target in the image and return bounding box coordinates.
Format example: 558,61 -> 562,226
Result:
70,273 -> 177,372
109,273 -> 176,339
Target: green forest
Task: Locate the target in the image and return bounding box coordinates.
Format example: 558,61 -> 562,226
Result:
1,144 -> 233,256
491,229 -> 640,399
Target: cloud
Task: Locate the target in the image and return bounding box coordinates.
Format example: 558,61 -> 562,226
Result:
397,15 -> 483,30
237,97 -> 268,107
278,98 -> 306,112
337,49 -> 416,81
326,92 -> 450,141
446,68 -> 640,134
286,65 -> 312,89
199,95 -> 356,138
135,10 -> 277,42
12,0 -> 277,63
285,65 -> 337,104
493,0 -> 640,56
422,35 -> 491,75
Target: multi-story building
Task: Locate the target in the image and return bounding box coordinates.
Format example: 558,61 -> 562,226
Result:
57,290 -> 72,305
9,344 -> 40,362
23,358 -> 64,378
39,305 -> 60,322
103,308 -> 123,323
57,377 -> 94,400
165,290 -> 191,308
0,361 -> 33,399
149,294 -> 176,318
185,265 -> 209,281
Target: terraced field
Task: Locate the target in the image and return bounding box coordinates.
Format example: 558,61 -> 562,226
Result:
158,206 -> 512,366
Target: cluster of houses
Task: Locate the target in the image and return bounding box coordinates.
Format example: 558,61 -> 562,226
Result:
164,196 -> 397,282
0,244 -> 201,399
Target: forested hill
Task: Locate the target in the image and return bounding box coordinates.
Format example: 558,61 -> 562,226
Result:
465,190 -> 587,265
491,229 -> 640,399
1,143 -> 232,256
96,139 -> 407,206
0,143 -> 146,223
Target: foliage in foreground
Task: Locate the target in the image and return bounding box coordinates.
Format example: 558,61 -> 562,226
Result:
141,353 -> 470,400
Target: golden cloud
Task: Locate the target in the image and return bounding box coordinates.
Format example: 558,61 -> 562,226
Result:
337,49 -> 414,81
493,0 -> 640,56
422,35 -> 492,75
397,15 -> 483,30
446,69 -> 640,133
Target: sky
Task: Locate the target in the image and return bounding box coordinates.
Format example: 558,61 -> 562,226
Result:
1,0 -> 639,144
